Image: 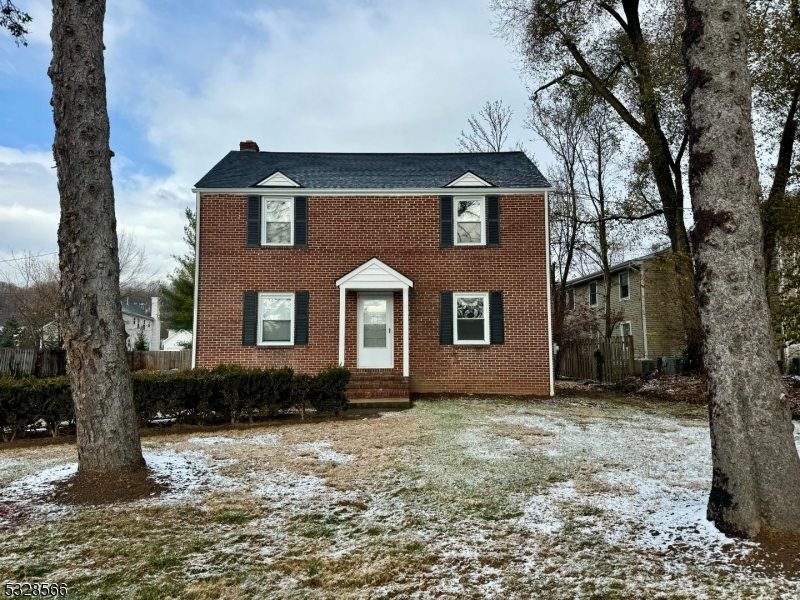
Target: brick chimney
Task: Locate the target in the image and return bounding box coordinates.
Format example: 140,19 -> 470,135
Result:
240,140 -> 259,152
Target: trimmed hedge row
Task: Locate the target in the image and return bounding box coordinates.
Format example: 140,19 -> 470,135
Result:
0,365 -> 351,442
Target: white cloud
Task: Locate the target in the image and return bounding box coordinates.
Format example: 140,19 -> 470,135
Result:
2,0 -> 548,278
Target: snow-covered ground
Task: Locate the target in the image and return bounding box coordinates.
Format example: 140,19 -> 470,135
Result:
0,397 -> 798,599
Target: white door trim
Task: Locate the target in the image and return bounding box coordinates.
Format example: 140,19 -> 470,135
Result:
357,293 -> 394,369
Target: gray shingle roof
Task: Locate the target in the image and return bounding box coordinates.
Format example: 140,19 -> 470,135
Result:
194,151 -> 550,189
121,302 -> 153,320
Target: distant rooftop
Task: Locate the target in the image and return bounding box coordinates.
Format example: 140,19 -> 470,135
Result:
565,249 -> 672,287
194,150 -> 550,190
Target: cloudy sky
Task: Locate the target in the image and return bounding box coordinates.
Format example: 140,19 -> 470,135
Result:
0,0 -> 546,278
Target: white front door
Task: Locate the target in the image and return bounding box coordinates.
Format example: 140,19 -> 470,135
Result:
357,294 -> 393,368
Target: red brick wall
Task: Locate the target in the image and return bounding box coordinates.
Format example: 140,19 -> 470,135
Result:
196,194 -> 551,395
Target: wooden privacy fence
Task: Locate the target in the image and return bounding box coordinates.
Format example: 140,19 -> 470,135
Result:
557,336 -> 635,383
126,350 -> 191,372
0,348 -> 66,377
0,348 -> 191,376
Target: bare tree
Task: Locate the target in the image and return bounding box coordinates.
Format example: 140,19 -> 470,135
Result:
528,91 -> 585,352
0,252 -> 61,348
457,100 -> 525,153
50,0 -> 144,474
117,230 -> 155,297
493,0 -> 692,255
683,0 -> 800,536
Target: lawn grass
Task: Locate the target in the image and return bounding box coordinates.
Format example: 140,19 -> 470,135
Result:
1,395 -> 798,599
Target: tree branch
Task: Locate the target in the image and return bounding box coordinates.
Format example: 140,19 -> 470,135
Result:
533,69 -> 587,96
598,2 -> 630,34
552,208 -> 663,224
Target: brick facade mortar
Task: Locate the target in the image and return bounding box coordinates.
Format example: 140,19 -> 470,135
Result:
196,193 -> 550,395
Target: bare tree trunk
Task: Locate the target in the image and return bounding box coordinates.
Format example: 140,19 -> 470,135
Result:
683,0 -> 800,536
49,0 -> 145,473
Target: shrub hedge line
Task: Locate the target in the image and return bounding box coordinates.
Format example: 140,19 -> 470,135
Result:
0,365 -> 350,442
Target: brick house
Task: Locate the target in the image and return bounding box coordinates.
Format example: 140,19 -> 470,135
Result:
563,250 -> 690,366
192,141 -> 554,399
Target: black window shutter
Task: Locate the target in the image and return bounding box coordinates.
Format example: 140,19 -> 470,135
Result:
489,291 -> 505,345
440,291 -> 453,345
440,196 -> 454,248
294,291 -> 309,345
294,197 -> 308,248
487,196 -> 500,247
242,291 -> 258,346
247,196 -> 261,247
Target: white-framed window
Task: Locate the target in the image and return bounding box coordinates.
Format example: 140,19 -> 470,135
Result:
454,196 -> 486,245
258,293 -> 294,345
589,282 -> 598,306
453,292 -> 490,344
567,289 -> 574,310
619,271 -> 630,300
620,321 -> 631,337
262,196 -> 294,245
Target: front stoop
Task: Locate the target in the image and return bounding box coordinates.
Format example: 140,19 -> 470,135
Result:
346,372 -> 410,408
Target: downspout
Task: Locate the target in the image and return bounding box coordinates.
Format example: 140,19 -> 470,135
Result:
544,190 -> 554,396
638,263 -> 648,359
191,191 -> 200,369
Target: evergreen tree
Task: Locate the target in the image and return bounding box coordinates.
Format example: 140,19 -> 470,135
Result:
162,208 -> 196,331
0,317 -> 21,348
132,328 -> 148,351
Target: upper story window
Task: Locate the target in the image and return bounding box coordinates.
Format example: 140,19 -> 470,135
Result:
259,293 -> 294,345
589,282 -> 598,306
567,289 -> 574,310
454,292 -> 489,344
262,197 -> 294,245
619,271 -> 630,300
455,197 -> 485,245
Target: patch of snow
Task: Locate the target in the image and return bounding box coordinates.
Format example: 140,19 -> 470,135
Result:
252,469 -> 334,508
294,440 -> 355,464
2,463 -> 77,502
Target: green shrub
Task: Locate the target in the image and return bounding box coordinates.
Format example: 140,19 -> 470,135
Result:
308,365 -> 351,416
32,377 -> 73,437
291,373 -> 313,419
0,376 -> 73,441
0,365 -> 351,440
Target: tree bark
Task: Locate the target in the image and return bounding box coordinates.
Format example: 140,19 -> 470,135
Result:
49,0 -> 145,473
683,0 -> 800,536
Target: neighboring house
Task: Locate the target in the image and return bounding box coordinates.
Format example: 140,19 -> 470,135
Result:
192,141 -> 554,396
121,297 -> 162,351
40,297 -> 163,350
163,329 -> 192,351
563,250 -> 688,364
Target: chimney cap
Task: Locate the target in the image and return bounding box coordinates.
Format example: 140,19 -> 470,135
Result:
240,140 -> 259,152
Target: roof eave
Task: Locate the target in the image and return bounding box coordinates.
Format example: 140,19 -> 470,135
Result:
192,186 -> 554,195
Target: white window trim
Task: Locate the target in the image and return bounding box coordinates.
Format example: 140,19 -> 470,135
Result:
453,292 -> 490,345
619,271 -> 630,300
453,196 -> 486,246
589,281 -> 598,307
261,196 -> 294,246
257,292 -> 295,346
620,321 -> 632,337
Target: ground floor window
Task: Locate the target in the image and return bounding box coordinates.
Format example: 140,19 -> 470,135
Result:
259,293 -> 294,345
454,292 -> 489,344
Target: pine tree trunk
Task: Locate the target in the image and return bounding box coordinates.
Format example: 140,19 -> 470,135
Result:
683,0 -> 800,536
48,0 -> 145,473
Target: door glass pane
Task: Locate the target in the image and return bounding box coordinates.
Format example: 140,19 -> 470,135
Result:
363,299 -> 387,348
